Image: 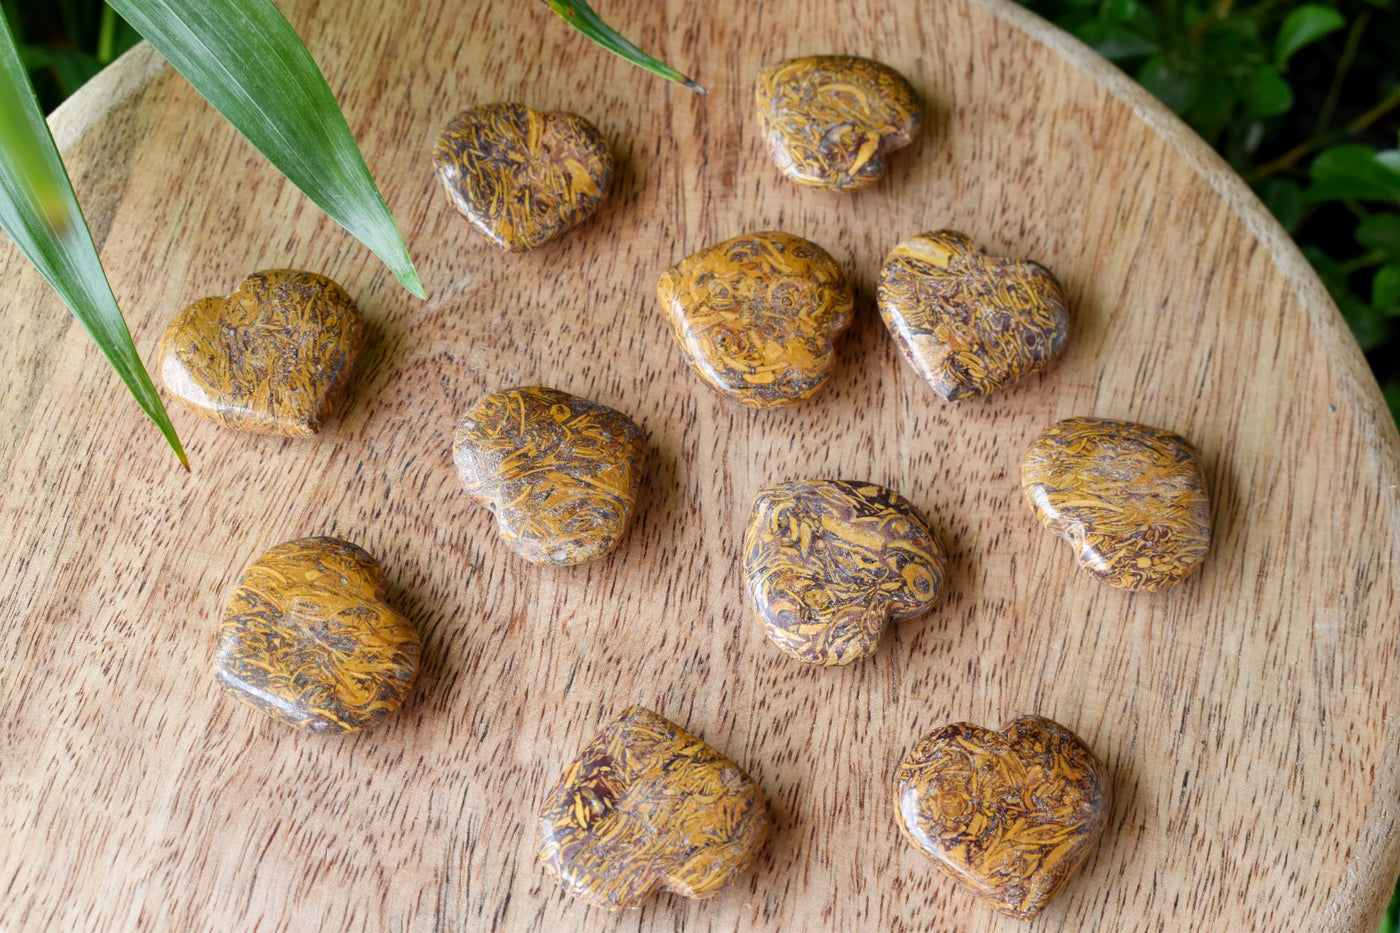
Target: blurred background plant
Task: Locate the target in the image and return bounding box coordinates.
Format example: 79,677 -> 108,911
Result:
1019,0 -> 1400,432
2,0 -> 1399,926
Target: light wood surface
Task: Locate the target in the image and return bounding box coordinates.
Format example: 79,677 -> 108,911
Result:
2,0 -> 1398,929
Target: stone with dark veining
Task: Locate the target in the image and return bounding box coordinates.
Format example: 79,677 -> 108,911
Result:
657,231 -> 854,408
756,55 -> 922,191
453,387 -> 646,565
433,102 -> 613,252
215,536 -> 421,734
537,706 -> 770,910
158,269 -> 362,437
877,230 -> 1070,402
895,715 -> 1111,920
743,479 -> 946,664
1022,416 -> 1211,590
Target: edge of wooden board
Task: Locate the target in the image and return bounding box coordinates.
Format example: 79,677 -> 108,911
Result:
37,5 -> 1400,928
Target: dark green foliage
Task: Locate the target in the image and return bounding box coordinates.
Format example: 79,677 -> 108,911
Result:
1023,0 -> 1400,426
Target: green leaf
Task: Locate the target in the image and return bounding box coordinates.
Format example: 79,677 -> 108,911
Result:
543,0 -> 703,93
1076,21 -> 1156,60
1242,64 -> 1293,117
1099,0 -> 1139,23
1138,55 -> 1196,113
106,0 -> 423,297
1274,4 -> 1346,70
1356,213 -> 1400,258
1304,145 -> 1400,202
0,13 -> 186,467
1373,263 -> 1400,308
1258,178 -> 1304,232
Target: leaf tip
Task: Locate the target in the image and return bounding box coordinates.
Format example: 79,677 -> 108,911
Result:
683,77 -> 707,95
397,265 -> 427,300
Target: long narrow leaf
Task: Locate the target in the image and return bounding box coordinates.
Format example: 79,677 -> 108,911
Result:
107,0 -> 424,297
0,13 -> 187,468
543,0 -> 704,93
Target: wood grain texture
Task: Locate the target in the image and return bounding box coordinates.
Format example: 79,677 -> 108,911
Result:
1,0 -> 1398,930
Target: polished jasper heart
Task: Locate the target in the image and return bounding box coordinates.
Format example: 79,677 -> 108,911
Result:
1022,417 -> 1211,590
656,231 -> 854,408
215,537 -> 421,734
158,269 -> 362,437
877,230 -> 1070,402
895,715 -> 1110,920
538,706 -> 770,909
453,387 -> 646,565
744,479 -> 946,665
756,55 -> 922,191
433,102 -> 613,252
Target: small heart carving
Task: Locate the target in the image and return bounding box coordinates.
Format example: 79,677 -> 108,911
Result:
877,230 -> 1070,402
433,102 -> 613,252
157,269 -> 363,437
1022,417 -> 1211,590
894,715 -> 1110,920
756,55 -> 922,191
537,706 -> 770,909
453,387 -> 646,565
215,536 -> 421,734
656,231 -> 854,408
743,479 -> 946,664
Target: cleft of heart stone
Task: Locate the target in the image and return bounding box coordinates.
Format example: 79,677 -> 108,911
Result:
537,706 -> 770,909
157,269 -> 363,438
433,102 -> 613,252
894,715 -> 1111,920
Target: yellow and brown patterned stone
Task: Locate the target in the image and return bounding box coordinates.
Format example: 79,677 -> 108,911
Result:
215,536 -> 421,734
453,387 -> 645,565
656,231 -> 854,408
755,55 -> 922,191
1022,417 -> 1211,590
537,706 -> 770,910
894,715 -> 1110,920
743,479 -> 946,665
158,269 -> 362,437
433,102 -> 613,252
877,230 -> 1070,402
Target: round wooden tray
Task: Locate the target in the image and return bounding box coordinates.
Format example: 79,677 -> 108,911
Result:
1,0 -> 1397,929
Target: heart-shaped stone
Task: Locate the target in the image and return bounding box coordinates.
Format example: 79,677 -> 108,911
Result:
743,479 -> 946,665
1022,417 -> 1211,590
215,536 -> 421,734
756,55 -> 922,191
158,269 -> 363,437
433,102 -> 613,252
453,387 -> 646,565
877,230 -> 1070,402
894,715 -> 1110,920
656,231 -> 854,408
537,706 -> 770,909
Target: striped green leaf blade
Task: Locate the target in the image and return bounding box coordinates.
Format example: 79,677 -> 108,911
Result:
544,0 -> 704,93
0,13 -> 187,468
107,0 -> 424,297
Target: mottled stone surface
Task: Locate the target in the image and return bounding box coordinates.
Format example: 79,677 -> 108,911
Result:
453,387 -> 645,565
743,479 -> 946,665
537,706 -> 770,910
895,715 -> 1110,920
755,55 -> 922,191
877,230 -> 1070,402
1022,417 -> 1211,590
215,537 -> 421,734
656,231 -> 854,407
433,102 -> 613,251
158,269 -> 362,437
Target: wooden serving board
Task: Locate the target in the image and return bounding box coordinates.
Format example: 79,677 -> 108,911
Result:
2,0 -> 1398,930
